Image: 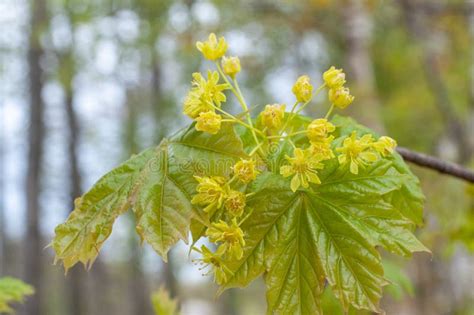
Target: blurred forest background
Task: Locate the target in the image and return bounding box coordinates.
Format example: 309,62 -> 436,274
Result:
1,0 -> 474,314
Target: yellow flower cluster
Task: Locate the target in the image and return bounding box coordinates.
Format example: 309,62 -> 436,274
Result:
292,75 -> 313,103
307,118 -> 336,161
184,71 -> 228,119
187,34 -> 399,283
336,131 -> 397,174
323,66 -> 354,109
191,160 -> 259,282
183,71 -> 228,135
184,34 -> 233,135
184,35 -> 244,136
260,104 -> 286,131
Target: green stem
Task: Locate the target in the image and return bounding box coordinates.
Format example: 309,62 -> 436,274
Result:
208,102 -> 264,136
324,104 -> 335,120
232,78 -> 263,151
278,101 -> 300,137
238,208 -> 254,226
227,174 -> 238,185
280,83 -> 327,137
288,139 -> 296,149
215,62 -> 262,152
267,130 -> 306,139
249,142 -> 264,156
232,77 -> 249,112
294,83 -> 326,115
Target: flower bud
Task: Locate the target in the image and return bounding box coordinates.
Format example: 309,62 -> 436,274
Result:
323,66 -> 346,89
224,190 -> 246,217
222,56 -> 241,78
261,104 -> 286,131
233,159 -> 259,183
309,136 -> 335,161
373,136 -> 397,156
292,75 -> 313,103
307,118 -> 335,142
195,111 -> 222,134
328,87 -> 354,109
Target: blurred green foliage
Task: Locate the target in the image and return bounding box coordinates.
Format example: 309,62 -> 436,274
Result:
0,277 -> 34,314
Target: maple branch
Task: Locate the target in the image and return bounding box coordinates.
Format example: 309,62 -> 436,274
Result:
397,147 -> 474,183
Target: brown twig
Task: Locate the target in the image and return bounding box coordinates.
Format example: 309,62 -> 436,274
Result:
397,147 -> 474,183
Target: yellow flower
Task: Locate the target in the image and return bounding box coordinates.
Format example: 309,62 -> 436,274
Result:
280,148 -> 324,192
183,71 -> 228,118
306,118 -> 335,142
191,176 -> 228,213
323,66 -> 346,89
183,89 -> 210,119
373,136 -> 397,156
206,218 -> 245,260
222,56 -> 241,78
224,190 -> 246,217
260,104 -> 286,131
196,33 -> 228,60
194,245 -> 227,285
328,87 -> 354,109
196,71 -> 228,106
336,131 -> 379,174
232,159 -> 259,183
292,75 -> 313,103
309,135 -> 335,161
195,111 -> 222,134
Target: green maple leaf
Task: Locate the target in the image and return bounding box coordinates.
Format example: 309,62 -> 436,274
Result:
0,277 -> 34,313
52,112 -> 427,314
52,123 -> 247,269
52,147 -> 156,270
219,115 -> 428,314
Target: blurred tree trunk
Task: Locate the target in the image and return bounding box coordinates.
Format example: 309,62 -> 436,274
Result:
57,7 -> 112,315
87,260 -> 111,315
151,47 -> 166,143
23,0 -> 47,314
0,106 -> 4,275
60,49 -> 87,315
129,233 -> 151,315
124,90 -> 152,315
342,0 -> 385,133
218,290 -> 238,315
397,1 -> 472,314
468,1 -> 474,156
398,0 -> 470,163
